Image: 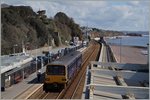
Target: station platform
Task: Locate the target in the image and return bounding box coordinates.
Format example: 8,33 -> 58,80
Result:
1,45 -> 86,99
1,67 -> 45,99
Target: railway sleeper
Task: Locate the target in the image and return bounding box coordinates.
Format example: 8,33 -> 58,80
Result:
43,83 -> 65,92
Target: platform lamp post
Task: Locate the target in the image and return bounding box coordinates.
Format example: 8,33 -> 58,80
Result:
36,45 -> 38,73
40,47 -> 44,69
147,43 -> 149,65
48,34 -> 51,63
119,37 -> 122,63
41,56 -> 44,69
48,36 -> 50,63
13,44 -> 18,54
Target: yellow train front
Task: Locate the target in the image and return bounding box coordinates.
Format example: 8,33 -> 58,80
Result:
43,51 -> 82,92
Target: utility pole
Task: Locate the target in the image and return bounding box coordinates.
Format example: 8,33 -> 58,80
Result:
86,23 -> 88,41
22,40 -> 26,54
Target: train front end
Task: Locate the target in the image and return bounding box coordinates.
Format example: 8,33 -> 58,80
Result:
43,65 -> 67,92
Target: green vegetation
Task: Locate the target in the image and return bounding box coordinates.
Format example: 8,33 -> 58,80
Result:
1,5 -> 83,55
81,27 -> 124,39
91,28 -> 124,37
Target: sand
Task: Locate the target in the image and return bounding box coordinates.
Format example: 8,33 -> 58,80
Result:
110,45 -> 148,64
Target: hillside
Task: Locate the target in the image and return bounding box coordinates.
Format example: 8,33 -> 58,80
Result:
81,27 -> 124,39
1,5 -> 83,55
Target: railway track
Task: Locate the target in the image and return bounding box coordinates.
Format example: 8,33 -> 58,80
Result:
56,41 -> 100,99
15,40 -> 101,99
71,41 -> 100,99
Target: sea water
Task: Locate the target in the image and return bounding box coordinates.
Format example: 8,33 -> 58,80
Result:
106,35 -> 149,47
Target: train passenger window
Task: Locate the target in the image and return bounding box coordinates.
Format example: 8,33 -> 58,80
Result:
47,65 -> 65,75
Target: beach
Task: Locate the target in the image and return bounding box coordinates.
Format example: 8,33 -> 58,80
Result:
110,45 -> 148,64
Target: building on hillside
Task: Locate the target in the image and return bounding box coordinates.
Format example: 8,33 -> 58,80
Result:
37,10 -> 46,18
73,37 -> 79,45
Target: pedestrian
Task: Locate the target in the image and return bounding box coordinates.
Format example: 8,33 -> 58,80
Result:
37,70 -> 41,82
56,55 -> 60,59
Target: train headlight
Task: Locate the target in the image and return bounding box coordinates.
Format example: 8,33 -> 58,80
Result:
62,78 -> 66,81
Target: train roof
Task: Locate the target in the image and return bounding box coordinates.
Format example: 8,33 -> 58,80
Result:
48,51 -> 82,67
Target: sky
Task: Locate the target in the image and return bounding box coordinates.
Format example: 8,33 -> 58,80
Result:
1,0 -> 150,31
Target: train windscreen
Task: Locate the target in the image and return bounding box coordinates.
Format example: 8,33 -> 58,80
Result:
46,65 -> 65,75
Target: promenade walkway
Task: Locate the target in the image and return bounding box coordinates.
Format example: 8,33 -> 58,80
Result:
110,45 -> 148,64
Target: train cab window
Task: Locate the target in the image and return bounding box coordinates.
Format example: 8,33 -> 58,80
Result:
47,65 -> 65,75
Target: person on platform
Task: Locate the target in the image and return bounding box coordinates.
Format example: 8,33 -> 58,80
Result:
37,70 -> 41,82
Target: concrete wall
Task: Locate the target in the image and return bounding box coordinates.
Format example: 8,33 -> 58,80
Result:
26,46 -> 52,56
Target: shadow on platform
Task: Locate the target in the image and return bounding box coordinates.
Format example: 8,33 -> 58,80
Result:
27,73 -> 45,84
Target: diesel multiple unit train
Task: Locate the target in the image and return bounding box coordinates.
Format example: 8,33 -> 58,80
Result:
43,51 -> 82,92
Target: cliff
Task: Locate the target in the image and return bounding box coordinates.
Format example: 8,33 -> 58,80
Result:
1,5 -> 82,55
